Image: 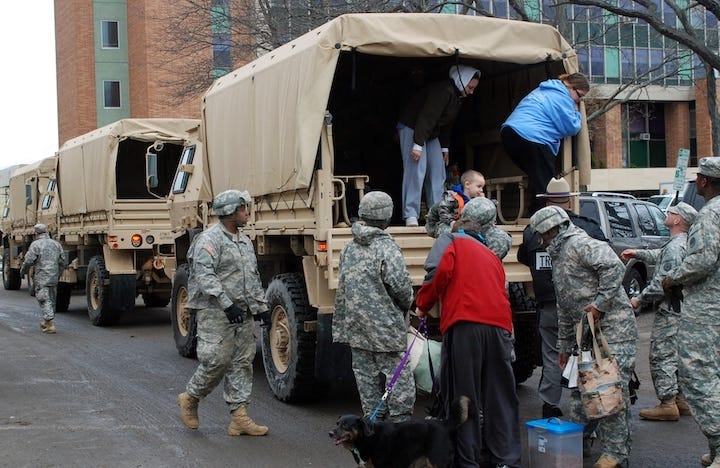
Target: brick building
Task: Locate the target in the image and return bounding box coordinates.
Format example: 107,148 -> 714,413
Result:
54,0 -> 210,145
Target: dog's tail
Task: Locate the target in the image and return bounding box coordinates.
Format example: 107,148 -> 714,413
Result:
446,395 -> 473,430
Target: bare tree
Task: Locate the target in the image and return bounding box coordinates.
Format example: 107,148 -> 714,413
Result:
567,0 -> 720,154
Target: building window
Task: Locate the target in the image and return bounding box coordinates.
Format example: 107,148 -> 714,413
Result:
103,80 -> 121,108
101,20 -> 119,49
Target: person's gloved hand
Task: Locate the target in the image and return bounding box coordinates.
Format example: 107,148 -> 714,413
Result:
255,311 -> 271,328
224,304 -> 244,324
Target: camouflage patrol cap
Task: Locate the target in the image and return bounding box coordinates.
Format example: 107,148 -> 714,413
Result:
460,197 -> 496,226
213,189 -> 252,216
33,223 -> 47,234
530,205 -> 570,234
358,191 -> 393,221
698,156 -> 720,179
667,201 -> 698,225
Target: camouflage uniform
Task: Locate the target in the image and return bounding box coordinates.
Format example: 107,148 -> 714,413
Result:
333,192 -> 415,421
666,193 -> 720,459
545,223 -> 638,465
425,189 -> 466,238
634,234 -> 687,401
20,230 -> 67,321
457,197 -> 512,260
184,220 -> 268,411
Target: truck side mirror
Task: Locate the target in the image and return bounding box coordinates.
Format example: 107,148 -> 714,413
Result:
145,141 -> 163,190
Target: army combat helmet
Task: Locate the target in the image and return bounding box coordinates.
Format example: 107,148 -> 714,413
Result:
213,189 -> 252,216
460,197 -> 496,227
530,205 -> 570,234
358,191 -> 393,221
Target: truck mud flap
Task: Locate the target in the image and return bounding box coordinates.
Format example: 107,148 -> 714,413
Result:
315,313 -> 353,382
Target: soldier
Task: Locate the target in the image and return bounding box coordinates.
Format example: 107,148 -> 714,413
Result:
518,177 -> 606,419
662,157 -> 720,468
333,191 -> 415,422
425,169 -> 485,238
530,206 -> 637,468
452,197 -> 512,260
20,223 -> 67,334
622,202 -> 697,421
177,189 -> 270,437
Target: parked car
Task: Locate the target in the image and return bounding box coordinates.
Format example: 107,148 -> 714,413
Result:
649,193 -> 682,213
579,192 -> 670,299
682,180 -> 706,211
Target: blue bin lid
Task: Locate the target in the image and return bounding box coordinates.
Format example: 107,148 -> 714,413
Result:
526,418 -> 584,434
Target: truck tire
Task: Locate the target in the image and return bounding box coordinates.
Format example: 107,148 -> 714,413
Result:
261,272 -> 319,402
170,264 -> 197,358
508,282 -> 538,385
2,249 -> 21,290
623,267 -> 645,299
56,282 -> 72,313
86,255 -> 134,326
28,266 -> 36,296
142,292 -> 171,308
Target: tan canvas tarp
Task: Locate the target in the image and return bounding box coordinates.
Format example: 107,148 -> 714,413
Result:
7,156 -> 57,224
58,118 -> 201,215
202,13 -> 578,197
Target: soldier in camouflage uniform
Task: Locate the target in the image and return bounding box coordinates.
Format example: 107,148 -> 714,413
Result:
662,157 -> 720,468
333,191 -> 415,422
622,202 -> 697,421
530,206 -> 637,468
20,223 -> 67,334
425,169 -> 485,238
452,197 -> 512,260
177,189 -> 271,437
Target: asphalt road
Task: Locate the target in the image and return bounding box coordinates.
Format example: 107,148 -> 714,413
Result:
0,283 -> 708,467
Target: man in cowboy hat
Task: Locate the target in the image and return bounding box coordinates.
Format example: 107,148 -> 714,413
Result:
518,177 -> 606,420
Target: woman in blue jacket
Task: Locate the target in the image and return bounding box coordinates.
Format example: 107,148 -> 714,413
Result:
500,73 -> 589,215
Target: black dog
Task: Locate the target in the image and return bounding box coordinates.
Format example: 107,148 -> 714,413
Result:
329,396 -> 472,468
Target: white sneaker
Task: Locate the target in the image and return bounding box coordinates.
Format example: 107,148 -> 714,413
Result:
702,453 -> 712,467
405,216 -> 418,227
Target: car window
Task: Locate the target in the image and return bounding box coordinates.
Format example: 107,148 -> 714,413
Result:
580,199 -> 601,224
646,203 -> 670,236
604,201 -> 635,238
634,204 -> 659,236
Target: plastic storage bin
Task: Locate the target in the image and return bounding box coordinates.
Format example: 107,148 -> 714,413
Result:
526,417 -> 583,468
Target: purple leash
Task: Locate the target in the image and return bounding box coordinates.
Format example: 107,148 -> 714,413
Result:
368,317 -> 428,422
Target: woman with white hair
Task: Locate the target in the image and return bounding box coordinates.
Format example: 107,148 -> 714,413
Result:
397,64 -> 481,226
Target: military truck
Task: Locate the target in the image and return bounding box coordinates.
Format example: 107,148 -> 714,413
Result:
2,157 -> 64,301
168,13 -> 591,402
2,119 -> 202,325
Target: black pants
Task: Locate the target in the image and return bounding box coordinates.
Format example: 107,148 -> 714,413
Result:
441,322 -> 521,468
500,126 -> 558,216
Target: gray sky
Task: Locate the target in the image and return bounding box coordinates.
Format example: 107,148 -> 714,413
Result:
0,0 -> 58,170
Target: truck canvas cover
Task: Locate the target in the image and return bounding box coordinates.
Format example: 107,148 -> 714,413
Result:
57,118 -> 201,215
7,156 -> 57,225
202,13 -> 580,197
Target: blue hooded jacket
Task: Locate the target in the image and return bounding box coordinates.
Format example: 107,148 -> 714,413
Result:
501,79 -> 582,155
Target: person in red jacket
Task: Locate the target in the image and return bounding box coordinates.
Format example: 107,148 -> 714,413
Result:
416,200 -> 521,468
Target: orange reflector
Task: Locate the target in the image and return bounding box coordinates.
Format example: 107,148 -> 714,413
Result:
131,234 -> 143,247
318,242 -> 327,252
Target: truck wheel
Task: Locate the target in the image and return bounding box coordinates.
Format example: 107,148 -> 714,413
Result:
142,292 -> 171,308
170,264 -> 197,358
56,283 -> 72,313
261,272 -> 319,402
508,282 -> 538,385
86,255 -> 131,326
28,266 -> 36,296
2,249 -> 21,290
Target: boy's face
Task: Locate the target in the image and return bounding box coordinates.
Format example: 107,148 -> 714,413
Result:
464,176 -> 485,199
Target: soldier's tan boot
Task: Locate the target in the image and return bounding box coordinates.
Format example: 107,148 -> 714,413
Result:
676,394 -> 692,416
177,392 -> 199,429
593,454 -> 621,468
228,404 -> 268,436
638,397 -> 679,421
41,320 -> 56,334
